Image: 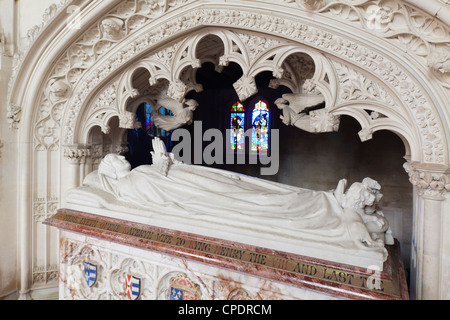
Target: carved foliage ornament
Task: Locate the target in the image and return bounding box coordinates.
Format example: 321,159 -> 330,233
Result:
7,103 -> 21,129
427,47 -> 450,74
310,108 -> 340,133
63,146 -> 91,164
61,239 -> 206,300
27,0 -> 190,146
168,274 -> 202,300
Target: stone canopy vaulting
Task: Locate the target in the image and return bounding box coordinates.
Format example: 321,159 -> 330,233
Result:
0,0 -> 449,301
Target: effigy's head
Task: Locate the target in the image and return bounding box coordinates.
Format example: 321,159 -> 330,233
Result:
342,182 -> 376,210
98,154 -> 131,180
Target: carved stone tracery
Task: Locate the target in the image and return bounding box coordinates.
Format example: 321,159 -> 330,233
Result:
9,0 -> 449,133
56,6 -> 444,165
403,162 -> 450,199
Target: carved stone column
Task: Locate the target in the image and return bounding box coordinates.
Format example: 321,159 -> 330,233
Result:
404,162 -> 450,299
62,145 -> 91,198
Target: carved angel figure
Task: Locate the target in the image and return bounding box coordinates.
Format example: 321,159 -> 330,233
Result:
153,96 -> 198,131
334,178 -> 391,248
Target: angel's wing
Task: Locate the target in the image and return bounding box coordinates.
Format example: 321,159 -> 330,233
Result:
282,93 -> 325,113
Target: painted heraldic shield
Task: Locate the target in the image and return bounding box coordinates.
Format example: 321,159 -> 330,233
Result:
84,262 -> 97,287
125,274 -> 141,300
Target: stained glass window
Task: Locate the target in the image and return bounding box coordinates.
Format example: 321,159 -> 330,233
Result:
230,101 -> 245,151
145,103 -> 154,132
251,100 -> 270,153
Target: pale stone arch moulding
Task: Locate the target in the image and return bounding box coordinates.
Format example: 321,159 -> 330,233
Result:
7,0 -> 450,299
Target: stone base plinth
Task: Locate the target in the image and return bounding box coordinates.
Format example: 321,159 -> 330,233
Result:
44,209 -> 409,300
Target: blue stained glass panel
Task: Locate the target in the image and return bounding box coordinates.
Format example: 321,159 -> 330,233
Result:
251,100 -> 269,152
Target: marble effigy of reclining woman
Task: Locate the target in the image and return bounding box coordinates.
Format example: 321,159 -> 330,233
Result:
65,138 -> 393,269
